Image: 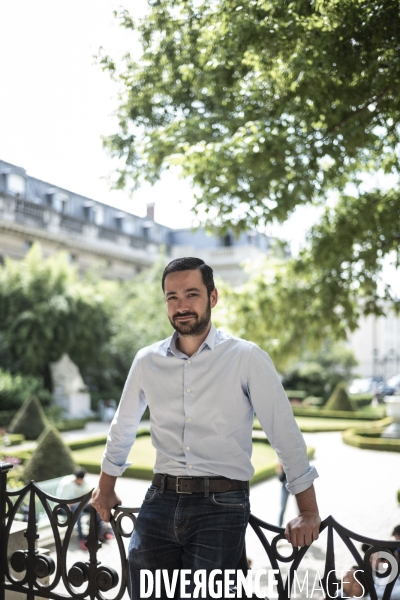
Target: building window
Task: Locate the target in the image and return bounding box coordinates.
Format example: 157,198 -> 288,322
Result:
222,233 -> 233,247
24,240 -> 33,251
7,173 -> 26,197
93,206 -> 104,226
47,190 -> 69,213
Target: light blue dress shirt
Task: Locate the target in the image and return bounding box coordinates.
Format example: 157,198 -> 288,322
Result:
102,324 -> 318,495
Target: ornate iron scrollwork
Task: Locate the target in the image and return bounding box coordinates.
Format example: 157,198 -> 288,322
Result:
2,462 -> 400,600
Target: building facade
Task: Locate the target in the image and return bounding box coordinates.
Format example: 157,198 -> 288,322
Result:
0,159 -> 275,284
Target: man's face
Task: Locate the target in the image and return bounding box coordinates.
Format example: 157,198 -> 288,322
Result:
164,269 -> 218,337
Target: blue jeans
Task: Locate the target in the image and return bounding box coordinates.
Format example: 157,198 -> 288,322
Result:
128,485 -> 250,599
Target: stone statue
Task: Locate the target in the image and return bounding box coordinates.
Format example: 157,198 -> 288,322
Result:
49,354 -> 91,417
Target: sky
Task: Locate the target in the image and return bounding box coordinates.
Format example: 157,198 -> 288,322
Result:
0,0 -> 320,250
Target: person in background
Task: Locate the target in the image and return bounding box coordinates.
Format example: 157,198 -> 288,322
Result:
276,462 -> 290,527
57,468 -> 113,550
392,525 -> 400,563
341,567 -> 367,598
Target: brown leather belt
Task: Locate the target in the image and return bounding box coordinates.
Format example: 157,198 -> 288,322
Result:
152,473 -> 249,494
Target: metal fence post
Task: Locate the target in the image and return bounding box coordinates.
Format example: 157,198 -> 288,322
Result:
0,463 -> 13,600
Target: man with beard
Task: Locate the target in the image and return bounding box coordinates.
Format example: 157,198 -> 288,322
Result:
91,257 -> 320,599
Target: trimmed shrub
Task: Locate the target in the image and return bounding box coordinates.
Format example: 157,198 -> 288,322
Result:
8,395 -> 49,440
23,426 -> 76,483
350,393 -> 374,409
325,383 -> 356,412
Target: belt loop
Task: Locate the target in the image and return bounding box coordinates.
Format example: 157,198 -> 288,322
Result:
203,477 -> 209,498
160,474 -> 166,494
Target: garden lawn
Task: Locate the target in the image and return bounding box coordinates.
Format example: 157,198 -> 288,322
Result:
72,436 -> 286,484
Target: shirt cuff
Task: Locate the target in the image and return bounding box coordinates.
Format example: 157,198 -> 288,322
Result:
286,465 -> 319,495
101,453 -> 132,477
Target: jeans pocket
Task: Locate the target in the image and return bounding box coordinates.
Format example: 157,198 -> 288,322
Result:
143,485 -> 160,504
211,490 -> 247,508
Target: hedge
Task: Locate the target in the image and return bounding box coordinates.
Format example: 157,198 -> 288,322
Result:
56,419 -> 87,432
5,433 -> 25,445
290,406 -> 385,420
284,390 -> 307,401
342,418 -> 400,452
350,393 -> 374,408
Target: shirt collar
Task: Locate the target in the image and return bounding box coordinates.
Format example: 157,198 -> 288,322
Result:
167,322 -> 217,357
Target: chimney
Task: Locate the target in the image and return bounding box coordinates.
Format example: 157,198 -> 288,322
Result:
146,202 -> 155,220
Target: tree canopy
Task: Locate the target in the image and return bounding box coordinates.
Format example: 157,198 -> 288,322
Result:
99,0 -> 400,329
0,244 -> 111,381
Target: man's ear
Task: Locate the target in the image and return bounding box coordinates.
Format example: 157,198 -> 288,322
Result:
210,287 -> 218,308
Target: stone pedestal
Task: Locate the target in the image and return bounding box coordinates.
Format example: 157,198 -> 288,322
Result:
50,353 -> 91,417
382,395 -> 400,438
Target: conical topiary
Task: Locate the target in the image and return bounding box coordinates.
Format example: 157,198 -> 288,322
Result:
325,382 -> 356,412
23,425 -> 76,483
8,395 -> 49,440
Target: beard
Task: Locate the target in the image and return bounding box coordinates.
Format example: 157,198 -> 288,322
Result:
169,298 -> 211,337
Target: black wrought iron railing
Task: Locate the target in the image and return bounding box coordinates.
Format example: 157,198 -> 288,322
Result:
1,462 -> 399,600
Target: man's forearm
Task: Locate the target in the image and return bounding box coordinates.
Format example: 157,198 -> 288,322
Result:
98,471 -> 118,492
295,483 -> 319,515
91,471 -> 121,523
285,484 -> 321,547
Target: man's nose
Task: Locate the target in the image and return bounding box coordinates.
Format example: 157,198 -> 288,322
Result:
176,297 -> 190,312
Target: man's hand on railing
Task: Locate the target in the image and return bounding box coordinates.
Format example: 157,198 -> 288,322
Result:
284,511 -> 321,547
285,483 -> 321,547
91,472 -> 121,523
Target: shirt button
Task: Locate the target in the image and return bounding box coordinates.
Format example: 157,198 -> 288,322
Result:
187,417 -> 192,422
186,446 -> 190,450
188,465 -> 193,469
186,388 -> 191,393
188,360 -> 191,364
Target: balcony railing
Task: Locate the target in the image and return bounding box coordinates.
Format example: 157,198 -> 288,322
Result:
14,199 -> 45,226
59,214 -> 85,234
1,462 -> 399,600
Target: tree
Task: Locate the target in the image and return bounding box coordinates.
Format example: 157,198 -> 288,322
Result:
0,244 -> 112,385
87,259 -> 173,401
99,0 -> 400,332
280,343 -> 358,401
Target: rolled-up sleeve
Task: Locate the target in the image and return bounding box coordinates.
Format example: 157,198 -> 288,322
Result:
247,345 -> 318,495
101,354 -> 147,476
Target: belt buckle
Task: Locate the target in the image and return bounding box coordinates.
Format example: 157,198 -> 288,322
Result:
176,477 -> 193,494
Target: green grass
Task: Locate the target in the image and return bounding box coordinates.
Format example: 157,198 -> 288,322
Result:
71,435 -> 314,484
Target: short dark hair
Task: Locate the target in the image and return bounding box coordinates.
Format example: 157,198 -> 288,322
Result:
161,257 -> 215,297
392,525 -> 400,537
74,468 -> 86,479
